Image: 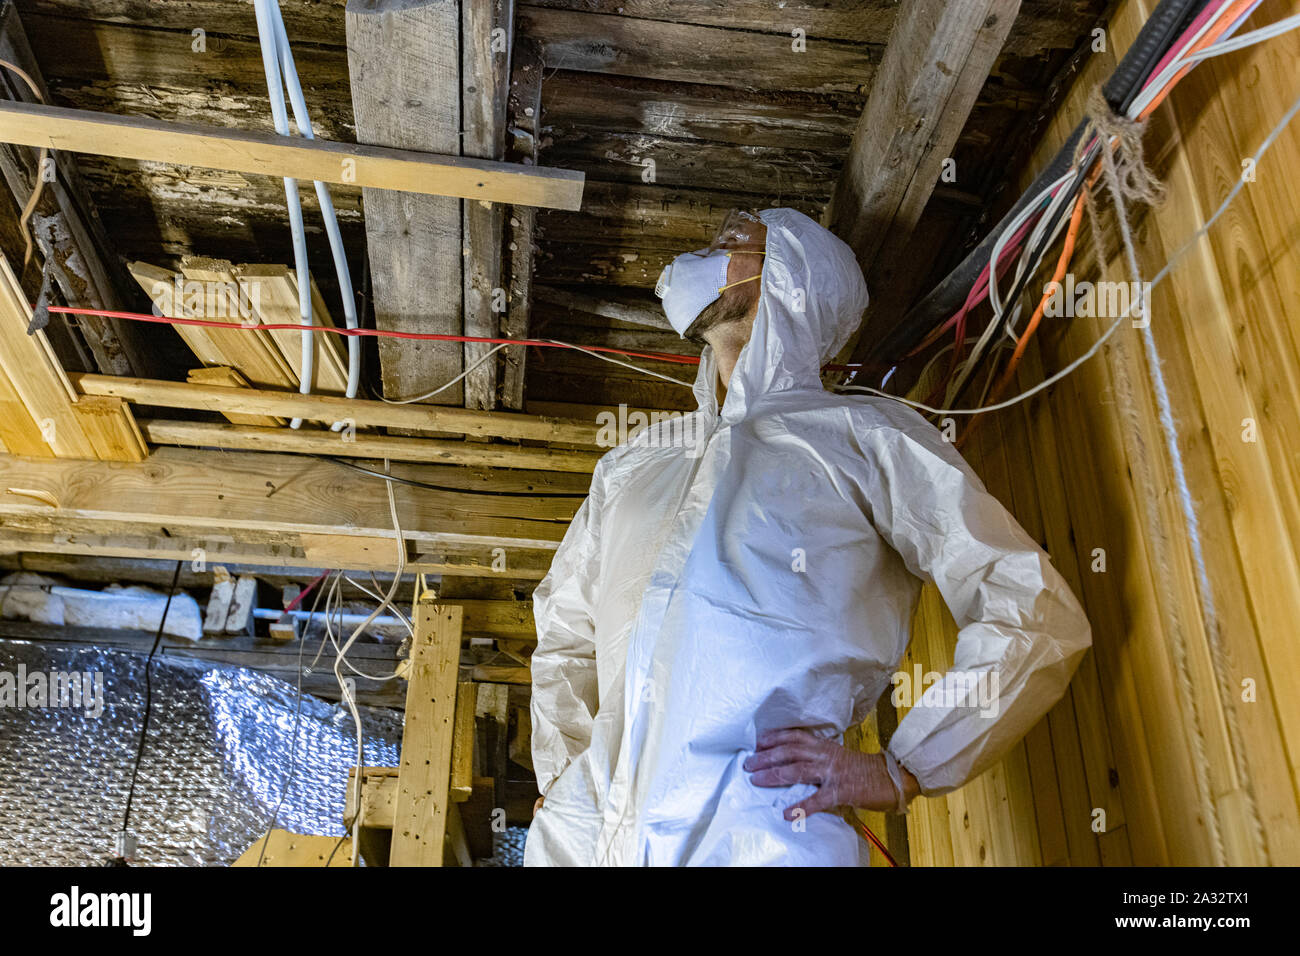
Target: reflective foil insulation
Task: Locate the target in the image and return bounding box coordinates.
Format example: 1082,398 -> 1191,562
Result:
0,639 -> 404,866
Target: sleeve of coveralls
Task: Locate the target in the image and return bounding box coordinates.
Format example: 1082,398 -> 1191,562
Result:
529,465 -> 605,796
861,414 -> 1093,797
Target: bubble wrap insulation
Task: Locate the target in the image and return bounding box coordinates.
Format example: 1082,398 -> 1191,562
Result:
0,640 -> 403,866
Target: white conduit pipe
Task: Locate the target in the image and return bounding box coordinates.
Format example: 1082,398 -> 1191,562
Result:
253,0 -> 313,430
267,3 -> 362,428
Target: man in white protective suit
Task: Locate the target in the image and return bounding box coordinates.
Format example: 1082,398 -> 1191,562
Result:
525,207 -> 1092,866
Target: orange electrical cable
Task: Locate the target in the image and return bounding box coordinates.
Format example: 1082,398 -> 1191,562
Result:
1138,0 -> 1257,120
956,191 -> 1085,448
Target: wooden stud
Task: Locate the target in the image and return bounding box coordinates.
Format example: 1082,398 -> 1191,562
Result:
390,602 -> 463,867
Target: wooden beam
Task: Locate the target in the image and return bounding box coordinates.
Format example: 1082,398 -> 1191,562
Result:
0,254 -> 143,460
390,602 -> 463,866
451,681 -> 478,802
0,527 -> 557,580
824,0 -> 1020,362
233,829 -> 353,867
460,0 -> 514,409
517,6 -> 878,94
136,419 -> 600,474
72,373 -> 602,445
533,284 -> 672,332
0,4 -> 147,378
0,100 -> 584,211
185,366 -> 287,428
0,445 -> 572,551
501,38 -> 544,411
347,0 -> 465,407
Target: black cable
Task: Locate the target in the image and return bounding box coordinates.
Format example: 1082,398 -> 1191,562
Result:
310,453 -> 587,498
115,560 -> 183,863
869,0 -> 1210,371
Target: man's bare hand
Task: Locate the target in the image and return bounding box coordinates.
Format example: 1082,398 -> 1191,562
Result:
743,728 -> 917,820
533,795 -> 545,818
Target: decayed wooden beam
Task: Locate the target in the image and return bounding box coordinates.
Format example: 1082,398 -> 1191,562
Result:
0,100 -> 584,210
461,0 -> 514,410
517,6 -> 879,94
0,4 -> 148,377
533,284 -> 672,332
0,445 -> 572,552
136,418 -> 601,473
391,602 -> 463,866
825,0 -> 1021,364
500,38 -> 544,411
347,0 -> 464,407
72,373 -> 602,444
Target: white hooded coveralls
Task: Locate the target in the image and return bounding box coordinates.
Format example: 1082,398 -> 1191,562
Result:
526,208 -> 1091,866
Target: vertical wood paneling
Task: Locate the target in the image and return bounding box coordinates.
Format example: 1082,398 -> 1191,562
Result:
878,0 -> 1300,865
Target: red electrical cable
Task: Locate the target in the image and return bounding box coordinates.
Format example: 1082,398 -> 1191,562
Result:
44,304 -> 868,374
46,305 -> 704,366
283,568 -> 330,613
857,820 -> 900,867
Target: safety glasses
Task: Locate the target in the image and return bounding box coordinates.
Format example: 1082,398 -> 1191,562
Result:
706,208 -> 767,255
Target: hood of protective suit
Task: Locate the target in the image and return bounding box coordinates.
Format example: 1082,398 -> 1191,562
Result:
687,208 -> 869,417
526,208 -> 1090,867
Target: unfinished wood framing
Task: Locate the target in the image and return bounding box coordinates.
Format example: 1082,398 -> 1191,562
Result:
461,0 -> 514,409
347,0 -> 465,407
825,0 -> 1021,365
0,99 -> 584,210
0,4 -> 148,378
0,445 -> 573,551
72,374 -> 601,444
390,602 -> 463,866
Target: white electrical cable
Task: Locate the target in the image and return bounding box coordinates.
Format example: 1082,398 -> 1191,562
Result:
333,458 -> 407,866
1127,0 -> 1241,119
253,0 -> 313,430
380,343 -> 511,404
266,1 -> 363,422
343,573 -> 414,635
836,81 -> 1300,416
548,339 -> 698,387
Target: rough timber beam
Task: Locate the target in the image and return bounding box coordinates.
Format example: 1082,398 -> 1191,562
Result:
347,0 -> 465,407
71,373 -> 601,445
460,0 -> 515,410
825,0 -> 1020,365
0,100 -> 584,211
0,4 -> 149,378
0,446 -> 572,551
135,418 -> 599,474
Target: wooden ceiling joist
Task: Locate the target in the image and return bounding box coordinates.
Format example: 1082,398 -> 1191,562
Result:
71,373 -> 602,445
824,0 -> 1022,363
0,99 -> 584,210
0,445 -> 573,551
0,527 -> 557,580
136,418 -> 600,474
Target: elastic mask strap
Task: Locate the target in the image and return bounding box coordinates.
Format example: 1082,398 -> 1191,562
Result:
717,250 -> 765,294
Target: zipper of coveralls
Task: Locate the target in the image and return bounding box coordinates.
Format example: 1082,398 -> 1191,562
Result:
598,410 -> 728,864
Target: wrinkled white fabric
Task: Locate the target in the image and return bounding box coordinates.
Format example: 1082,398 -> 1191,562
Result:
526,208 -> 1091,867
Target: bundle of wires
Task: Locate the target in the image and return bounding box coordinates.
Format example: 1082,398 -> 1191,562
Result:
847,0 -> 1300,419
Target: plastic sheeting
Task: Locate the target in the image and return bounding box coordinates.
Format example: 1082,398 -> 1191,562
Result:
0,639 -> 402,866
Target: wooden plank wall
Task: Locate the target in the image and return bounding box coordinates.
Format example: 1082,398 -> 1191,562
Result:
887,0 -> 1300,866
